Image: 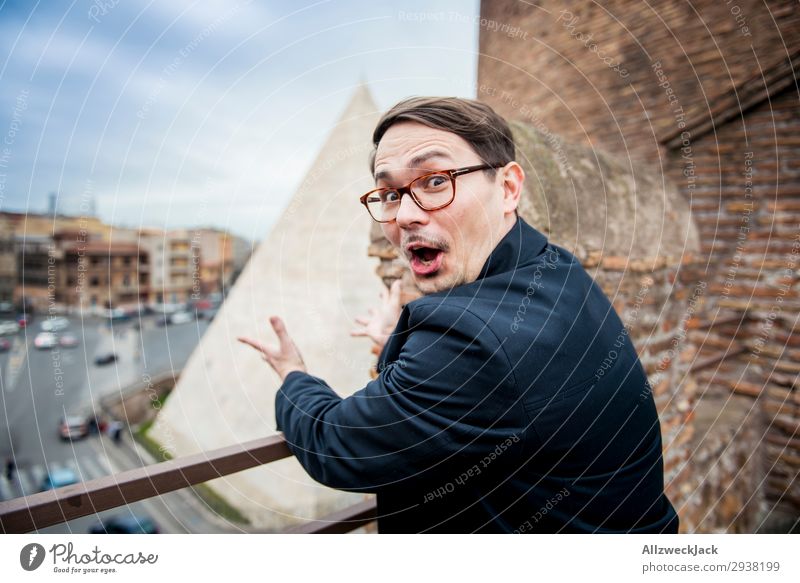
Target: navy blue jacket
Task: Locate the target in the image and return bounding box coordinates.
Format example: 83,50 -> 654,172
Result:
276,216 -> 679,533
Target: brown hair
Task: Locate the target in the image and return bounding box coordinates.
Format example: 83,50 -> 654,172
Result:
369,96 -> 516,178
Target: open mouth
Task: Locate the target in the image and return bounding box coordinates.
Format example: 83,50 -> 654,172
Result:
407,244 -> 445,276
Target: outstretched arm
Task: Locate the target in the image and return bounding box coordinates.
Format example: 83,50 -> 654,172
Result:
241,302 -> 524,493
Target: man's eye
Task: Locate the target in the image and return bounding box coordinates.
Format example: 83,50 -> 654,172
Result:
423,174 -> 448,189
381,190 -> 400,203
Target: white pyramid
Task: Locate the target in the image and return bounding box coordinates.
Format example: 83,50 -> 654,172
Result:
149,85 -> 384,530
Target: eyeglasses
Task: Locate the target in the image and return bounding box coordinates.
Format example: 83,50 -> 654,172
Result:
360,164 -> 504,223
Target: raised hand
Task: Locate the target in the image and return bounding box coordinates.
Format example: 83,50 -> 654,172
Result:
350,279 -> 403,352
237,316 -> 307,382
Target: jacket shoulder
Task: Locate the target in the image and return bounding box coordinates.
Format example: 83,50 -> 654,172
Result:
404,296 -> 517,385
406,296 -> 493,330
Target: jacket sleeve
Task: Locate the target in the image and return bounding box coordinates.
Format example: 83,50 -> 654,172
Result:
274,301 -> 524,492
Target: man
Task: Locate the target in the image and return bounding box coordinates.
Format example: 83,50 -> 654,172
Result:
238,97 -> 679,533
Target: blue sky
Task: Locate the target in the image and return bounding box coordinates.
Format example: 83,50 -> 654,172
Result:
0,0 -> 480,241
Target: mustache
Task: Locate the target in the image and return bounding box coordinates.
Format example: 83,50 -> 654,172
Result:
402,234 -> 450,252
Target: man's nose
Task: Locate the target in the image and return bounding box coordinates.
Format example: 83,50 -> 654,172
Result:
395,192 -> 430,228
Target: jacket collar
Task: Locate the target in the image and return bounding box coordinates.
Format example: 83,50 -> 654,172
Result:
383,216 -> 549,366
476,215 -> 549,280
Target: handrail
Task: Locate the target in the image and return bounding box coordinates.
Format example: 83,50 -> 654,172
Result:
0,434 -> 376,534
284,499 -> 378,534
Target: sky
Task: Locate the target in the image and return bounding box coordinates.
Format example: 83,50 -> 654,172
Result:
0,0 -> 480,242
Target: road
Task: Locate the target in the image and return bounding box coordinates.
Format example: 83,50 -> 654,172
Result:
0,313 -> 236,533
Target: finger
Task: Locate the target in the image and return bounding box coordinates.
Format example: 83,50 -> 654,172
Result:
269,316 -> 292,347
389,279 -> 402,304
237,336 -> 280,364
238,336 -> 274,361
354,316 -> 370,326
237,336 -> 266,354
350,328 -> 367,337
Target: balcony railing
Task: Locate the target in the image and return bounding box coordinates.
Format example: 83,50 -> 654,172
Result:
0,434 -> 377,534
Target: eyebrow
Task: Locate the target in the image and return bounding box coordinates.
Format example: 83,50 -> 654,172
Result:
374,150 -> 452,182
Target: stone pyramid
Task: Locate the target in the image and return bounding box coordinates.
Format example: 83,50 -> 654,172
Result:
149,84 -> 383,530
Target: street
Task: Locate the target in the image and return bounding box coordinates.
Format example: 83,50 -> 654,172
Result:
0,313 -> 231,533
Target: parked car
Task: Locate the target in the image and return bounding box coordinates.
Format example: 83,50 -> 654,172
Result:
151,303 -> 182,315
168,311 -> 194,325
41,317 -> 70,332
94,351 -> 118,366
58,333 -> 79,348
45,317 -> 70,331
40,467 -> 79,491
59,415 -> 89,440
191,299 -> 212,311
0,338 -> 11,352
88,513 -> 159,534
0,320 -> 19,336
0,301 -> 14,313
105,308 -> 131,323
34,332 -> 59,349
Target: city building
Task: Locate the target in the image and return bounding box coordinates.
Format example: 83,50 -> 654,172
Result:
195,227 -> 253,296
164,229 -> 197,304
190,228 -> 237,296
1,210 -> 110,241
111,227 -> 197,306
0,214 -> 15,307
60,240 -> 149,310
13,235 -> 60,313
230,234 -> 253,287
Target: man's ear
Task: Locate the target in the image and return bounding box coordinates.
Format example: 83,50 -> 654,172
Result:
500,162 -> 524,214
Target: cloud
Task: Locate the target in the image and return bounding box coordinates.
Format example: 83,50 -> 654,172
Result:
0,0 -> 479,239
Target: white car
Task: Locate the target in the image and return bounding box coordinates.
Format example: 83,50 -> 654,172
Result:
151,303 -> 182,315
34,332 -> 59,349
59,415 -> 89,440
41,317 -> 70,332
0,321 -> 20,336
168,311 -> 194,325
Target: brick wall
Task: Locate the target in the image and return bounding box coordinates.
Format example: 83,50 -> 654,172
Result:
477,0 -> 799,531
478,0 -> 800,164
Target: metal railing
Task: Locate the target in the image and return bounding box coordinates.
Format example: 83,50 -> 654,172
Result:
0,434 -> 376,534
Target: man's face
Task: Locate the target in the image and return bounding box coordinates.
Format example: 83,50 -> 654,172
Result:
373,121 -> 519,294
